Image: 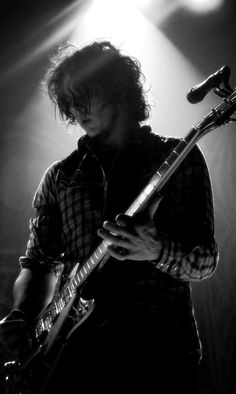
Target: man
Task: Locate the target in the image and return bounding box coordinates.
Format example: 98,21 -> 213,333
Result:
0,41 -> 218,393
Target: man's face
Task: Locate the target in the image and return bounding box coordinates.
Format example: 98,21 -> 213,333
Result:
70,94 -> 116,141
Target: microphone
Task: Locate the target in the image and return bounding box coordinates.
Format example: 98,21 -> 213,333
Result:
187,65 -> 231,104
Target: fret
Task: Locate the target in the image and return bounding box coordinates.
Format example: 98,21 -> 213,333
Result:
70,278 -> 77,290
61,293 -> 66,306
36,320 -> 43,335
44,318 -> 51,331
151,175 -> 161,187
102,240 -> 109,249
56,300 -> 60,312
174,139 -> 188,152
74,276 -> 79,286
73,275 -> 80,286
61,297 -> 66,308
59,298 -> 65,310
56,300 -> 61,312
54,301 -> 59,315
51,310 -> 57,320
184,127 -> 200,144
164,153 -> 179,167
62,288 -> 66,300
70,243 -> 108,289
158,161 -> 171,176
67,285 -> 73,298
53,304 -> 58,318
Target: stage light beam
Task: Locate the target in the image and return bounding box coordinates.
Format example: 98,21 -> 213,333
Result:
179,0 -> 224,13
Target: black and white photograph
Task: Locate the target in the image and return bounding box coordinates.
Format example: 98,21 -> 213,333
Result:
0,1 -> 235,393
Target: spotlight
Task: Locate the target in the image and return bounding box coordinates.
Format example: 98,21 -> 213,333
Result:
179,0 -> 224,13
130,0 -> 152,7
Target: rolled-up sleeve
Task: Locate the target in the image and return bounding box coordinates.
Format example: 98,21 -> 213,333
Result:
153,144 -> 219,281
155,236 -> 218,281
19,162 -> 64,277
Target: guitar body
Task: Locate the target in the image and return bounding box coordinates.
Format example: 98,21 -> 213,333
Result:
3,296 -> 95,394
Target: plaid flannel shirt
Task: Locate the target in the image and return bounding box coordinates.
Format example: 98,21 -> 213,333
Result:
19,125 -> 219,356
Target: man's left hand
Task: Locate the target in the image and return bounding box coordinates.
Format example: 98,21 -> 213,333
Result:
97,212 -> 163,261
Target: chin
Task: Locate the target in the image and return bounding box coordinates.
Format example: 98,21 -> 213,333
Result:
84,125 -> 100,135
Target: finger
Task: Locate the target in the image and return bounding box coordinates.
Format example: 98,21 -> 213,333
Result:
97,229 -> 130,248
103,221 -> 132,239
116,214 -> 147,235
115,215 -> 138,236
115,214 -> 132,227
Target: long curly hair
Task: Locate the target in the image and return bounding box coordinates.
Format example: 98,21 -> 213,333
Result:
45,41 -> 150,125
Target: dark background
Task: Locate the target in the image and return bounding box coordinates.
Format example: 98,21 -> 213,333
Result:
0,1 -> 236,393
